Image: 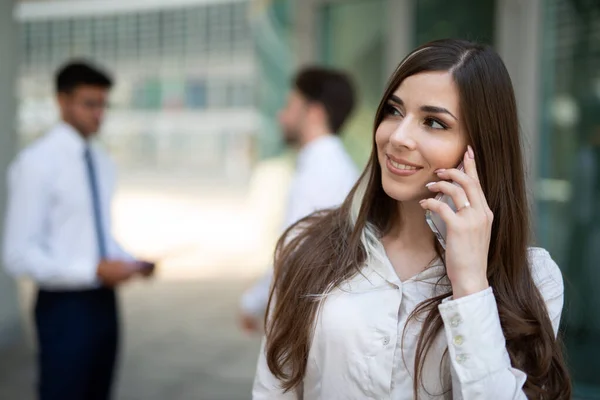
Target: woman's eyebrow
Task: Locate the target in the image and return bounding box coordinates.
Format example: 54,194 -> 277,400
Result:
389,94 -> 458,121
389,95 -> 403,105
420,105 -> 458,121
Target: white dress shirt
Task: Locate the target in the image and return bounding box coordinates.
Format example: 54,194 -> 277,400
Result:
2,122 -> 133,290
253,246 -> 564,399
240,135 -> 359,316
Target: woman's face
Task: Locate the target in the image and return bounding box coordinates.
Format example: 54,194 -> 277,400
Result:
375,71 -> 468,203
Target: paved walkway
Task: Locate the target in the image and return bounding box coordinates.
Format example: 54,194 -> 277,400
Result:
117,277 -> 262,400
0,278 -> 262,400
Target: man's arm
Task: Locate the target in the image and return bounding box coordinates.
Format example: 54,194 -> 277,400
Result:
240,268 -> 273,318
239,174 -> 343,329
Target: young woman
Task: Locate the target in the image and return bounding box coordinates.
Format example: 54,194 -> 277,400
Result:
253,39 -> 571,399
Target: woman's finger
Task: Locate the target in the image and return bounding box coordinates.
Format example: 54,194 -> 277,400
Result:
462,146 -> 487,206
425,181 -> 470,212
419,197 -> 459,225
435,167 -> 486,210
463,145 -> 479,182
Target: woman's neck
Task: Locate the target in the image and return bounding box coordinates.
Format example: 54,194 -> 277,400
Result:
387,201 -> 434,246
382,200 -> 438,281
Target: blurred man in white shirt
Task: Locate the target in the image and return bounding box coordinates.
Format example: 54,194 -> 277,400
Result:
239,66 -> 359,332
2,61 -> 154,400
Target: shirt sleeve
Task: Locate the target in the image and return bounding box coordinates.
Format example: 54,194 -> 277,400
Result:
438,250 -> 564,400
101,150 -> 136,263
283,170 -> 349,229
240,268 -> 273,317
2,156 -> 98,287
242,169 -> 348,318
108,239 -> 136,262
282,183 -> 316,230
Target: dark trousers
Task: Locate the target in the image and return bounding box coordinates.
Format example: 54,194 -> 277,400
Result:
35,287 -> 119,400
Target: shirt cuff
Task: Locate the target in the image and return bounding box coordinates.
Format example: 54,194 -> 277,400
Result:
438,287 -> 512,383
240,270 -> 273,317
70,258 -> 101,287
240,284 -> 268,317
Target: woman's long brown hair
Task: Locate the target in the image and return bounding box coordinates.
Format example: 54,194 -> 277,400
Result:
265,39 -> 571,399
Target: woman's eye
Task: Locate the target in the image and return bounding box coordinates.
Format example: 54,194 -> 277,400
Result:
384,104 -> 402,117
424,118 -> 446,130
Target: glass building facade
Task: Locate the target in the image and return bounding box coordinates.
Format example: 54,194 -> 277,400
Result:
17,0 -> 258,180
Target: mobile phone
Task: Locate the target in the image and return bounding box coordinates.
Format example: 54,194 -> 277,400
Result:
425,163 -> 464,249
132,261 -> 155,273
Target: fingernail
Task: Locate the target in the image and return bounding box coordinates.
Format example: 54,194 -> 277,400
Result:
425,182 -> 436,188
419,199 -> 426,204
434,169 -> 446,174
467,145 -> 475,159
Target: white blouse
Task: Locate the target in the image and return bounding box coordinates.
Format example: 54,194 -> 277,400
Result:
252,246 -> 564,399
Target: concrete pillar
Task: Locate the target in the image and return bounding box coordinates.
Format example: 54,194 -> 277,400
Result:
495,0 -> 543,195
0,0 -> 22,346
385,0 -> 414,80
293,0 -> 317,65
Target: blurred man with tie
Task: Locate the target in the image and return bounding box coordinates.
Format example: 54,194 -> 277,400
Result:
2,61 -> 154,400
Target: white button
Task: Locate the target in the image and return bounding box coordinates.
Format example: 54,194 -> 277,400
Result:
383,336 -> 390,346
450,315 -> 462,327
456,354 -> 468,364
453,335 -> 464,346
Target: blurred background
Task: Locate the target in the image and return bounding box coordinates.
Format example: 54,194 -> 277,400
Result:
0,0 -> 598,398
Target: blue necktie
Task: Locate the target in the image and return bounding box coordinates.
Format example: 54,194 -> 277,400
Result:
84,146 -> 107,259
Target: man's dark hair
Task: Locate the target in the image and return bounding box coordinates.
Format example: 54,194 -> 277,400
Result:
55,60 -> 113,94
294,66 -> 356,134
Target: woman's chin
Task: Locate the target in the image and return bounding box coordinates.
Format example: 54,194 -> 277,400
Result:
381,182 -> 429,204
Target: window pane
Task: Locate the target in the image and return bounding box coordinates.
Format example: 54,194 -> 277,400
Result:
50,20 -> 70,68
414,0 -> 496,46
116,14 -> 138,63
185,7 -> 207,61
185,79 -> 207,109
